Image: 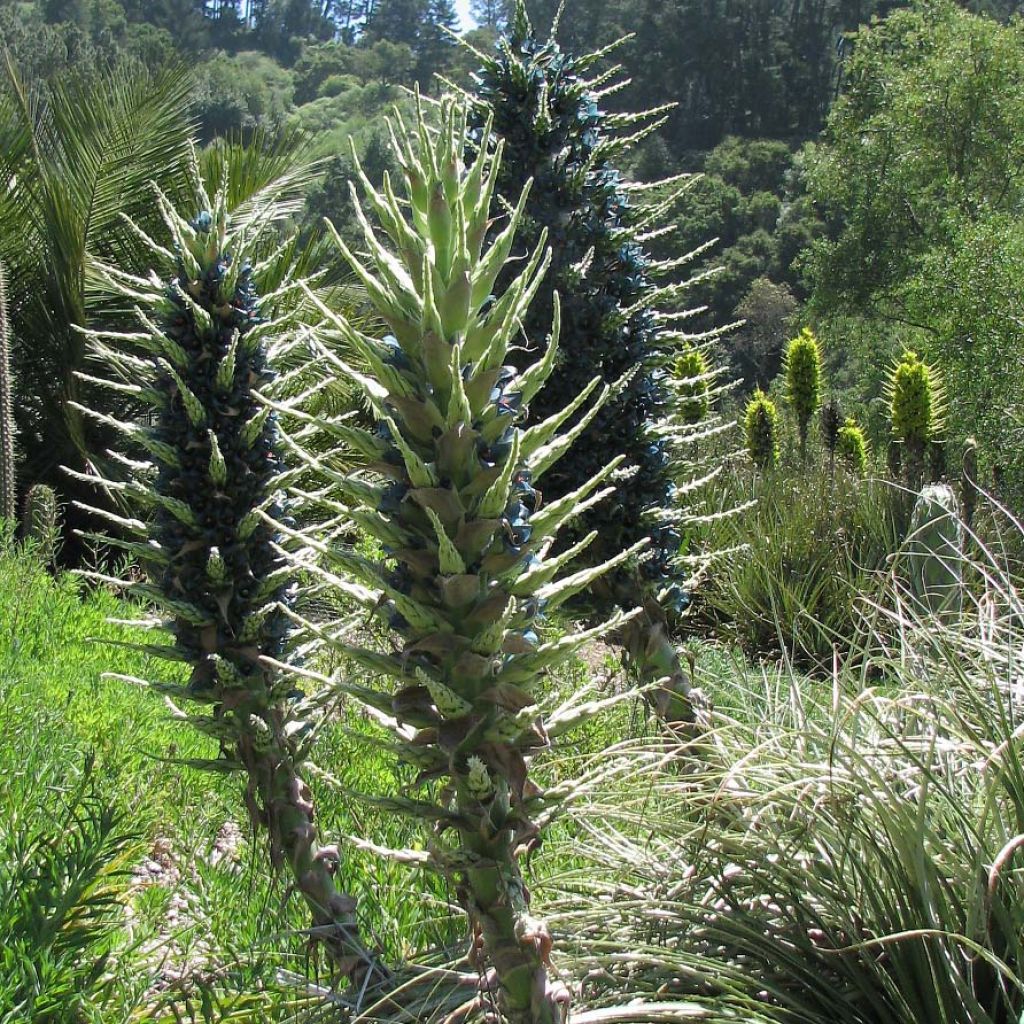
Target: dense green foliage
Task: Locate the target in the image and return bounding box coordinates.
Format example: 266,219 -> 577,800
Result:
805,0 -> 1024,505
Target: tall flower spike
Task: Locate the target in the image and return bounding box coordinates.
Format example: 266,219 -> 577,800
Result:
784,327 -> 822,462
289,99 -> 642,1024
0,261 -> 15,524
71,190 -> 387,990
887,349 -> 946,488
463,3 -> 730,728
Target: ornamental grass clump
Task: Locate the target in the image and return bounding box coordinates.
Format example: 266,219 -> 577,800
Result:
461,4 -> 729,727
744,389 -> 779,470
69,180 -> 385,988
784,327 -> 821,460
283,99 -> 647,1023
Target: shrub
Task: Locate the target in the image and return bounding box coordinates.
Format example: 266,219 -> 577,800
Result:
698,467 -> 910,668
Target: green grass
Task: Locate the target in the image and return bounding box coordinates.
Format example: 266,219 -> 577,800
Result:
7,516 -> 1024,1023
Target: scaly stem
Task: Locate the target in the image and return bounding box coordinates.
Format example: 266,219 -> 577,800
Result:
458,789 -> 568,1024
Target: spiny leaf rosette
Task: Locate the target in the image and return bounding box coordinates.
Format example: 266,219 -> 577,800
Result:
463,8 -> 725,726
70,188 -> 386,988
287,101 -> 644,1024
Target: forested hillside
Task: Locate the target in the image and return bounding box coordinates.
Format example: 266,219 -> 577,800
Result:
5,0 -> 1020,502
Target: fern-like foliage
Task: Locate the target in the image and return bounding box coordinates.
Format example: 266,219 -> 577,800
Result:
0,781 -> 137,1023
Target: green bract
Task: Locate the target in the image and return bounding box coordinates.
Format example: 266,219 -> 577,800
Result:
888,349 -> 946,487
288,98 -> 644,1024
71,181 -> 385,987
890,350 -> 934,448
745,389 -> 780,470
674,345 -> 712,426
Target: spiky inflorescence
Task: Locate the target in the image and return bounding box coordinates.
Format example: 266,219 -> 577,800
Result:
837,417 -> 869,476
286,100 -> 647,1023
820,396 -> 843,462
745,389 -> 780,470
888,349 -> 944,485
71,189 -> 385,986
22,483 -> 60,566
0,261 -> 15,523
784,327 -> 821,459
674,344 -> 712,427
462,6 -> 725,726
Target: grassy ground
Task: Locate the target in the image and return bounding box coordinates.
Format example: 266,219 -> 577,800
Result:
0,538 -> 666,1019
6,522 -> 1024,1023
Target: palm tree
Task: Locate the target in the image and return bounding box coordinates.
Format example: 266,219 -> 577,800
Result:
0,56 -> 197,552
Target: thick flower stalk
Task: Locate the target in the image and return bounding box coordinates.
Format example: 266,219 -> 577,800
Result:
745,389 -> 780,470
461,4 -> 727,727
70,189 -> 385,988
287,101 -> 643,1024
784,327 -> 821,461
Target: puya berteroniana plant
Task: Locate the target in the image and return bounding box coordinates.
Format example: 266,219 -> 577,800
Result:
744,389 -> 779,471
66,169 -> 388,990
279,98 -> 649,1023
456,3 -> 731,728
